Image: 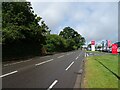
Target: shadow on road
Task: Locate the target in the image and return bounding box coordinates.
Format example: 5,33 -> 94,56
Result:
95,59 -> 120,80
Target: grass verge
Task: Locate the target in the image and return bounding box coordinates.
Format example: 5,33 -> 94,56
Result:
83,54 -> 119,88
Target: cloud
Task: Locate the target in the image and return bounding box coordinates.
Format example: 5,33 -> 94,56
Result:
27,0 -> 119,2
30,2 -> 118,43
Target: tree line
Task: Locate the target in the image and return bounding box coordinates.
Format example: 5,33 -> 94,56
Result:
2,2 -> 85,61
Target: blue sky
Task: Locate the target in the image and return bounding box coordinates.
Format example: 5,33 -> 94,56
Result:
27,0 -> 118,44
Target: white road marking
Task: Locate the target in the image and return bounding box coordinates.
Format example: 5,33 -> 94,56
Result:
4,59 -> 32,67
45,56 -> 50,57
0,71 -> 18,78
65,61 -> 74,71
35,59 -> 54,66
47,80 -> 58,90
40,56 -> 45,58
4,61 -> 23,66
67,53 -> 70,55
57,55 -> 64,58
76,57 -> 78,60
23,59 -> 32,63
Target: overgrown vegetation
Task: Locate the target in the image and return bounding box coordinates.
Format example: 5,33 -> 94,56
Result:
2,2 -> 85,61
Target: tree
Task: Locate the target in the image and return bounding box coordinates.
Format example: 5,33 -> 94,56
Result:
2,2 -> 49,60
59,26 -> 85,50
45,34 -> 67,52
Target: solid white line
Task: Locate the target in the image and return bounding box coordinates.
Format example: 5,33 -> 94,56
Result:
47,80 -> 58,90
65,61 -> 74,71
0,71 -> 18,78
35,59 -> 54,66
57,55 -> 64,58
76,57 -> 78,60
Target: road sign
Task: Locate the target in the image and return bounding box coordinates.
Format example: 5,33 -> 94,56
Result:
91,40 -> 95,51
91,40 -> 95,45
112,44 -> 118,54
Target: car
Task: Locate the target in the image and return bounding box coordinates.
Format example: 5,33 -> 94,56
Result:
108,48 -> 112,53
117,47 -> 120,53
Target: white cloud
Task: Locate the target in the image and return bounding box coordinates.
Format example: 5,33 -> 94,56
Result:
27,0 -> 119,2
30,2 -> 118,43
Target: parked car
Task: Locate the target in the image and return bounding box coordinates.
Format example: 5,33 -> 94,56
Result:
108,48 -> 112,53
117,47 -> 120,53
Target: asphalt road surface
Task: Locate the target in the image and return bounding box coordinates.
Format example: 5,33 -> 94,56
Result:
2,50 -> 85,89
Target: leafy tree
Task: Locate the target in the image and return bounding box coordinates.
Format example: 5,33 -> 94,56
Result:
45,34 -> 67,52
87,44 -> 91,48
59,26 -> 85,50
2,2 -> 49,60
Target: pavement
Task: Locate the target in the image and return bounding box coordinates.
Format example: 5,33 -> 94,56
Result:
1,50 -> 85,89
85,51 -> 110,57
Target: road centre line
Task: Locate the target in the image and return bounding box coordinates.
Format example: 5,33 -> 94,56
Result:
47,80 -> 58,90
57,55 -> 64,58
76,57 -> 78,60
0,71 -> 18,78
67,53 -> 70,55
35,59 -> 54,66
65,61 -> 74,71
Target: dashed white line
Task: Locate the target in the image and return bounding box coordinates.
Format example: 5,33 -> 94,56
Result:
0,71 -> 18,78
65,61 -> 74,71
57,55 -> 64,58
66,53 -> 70,55
45,56 -> 50,57
35,59 -> 54,66
76,57 -> 78,60
23,59 -> 32,63
47,80 -> 58,90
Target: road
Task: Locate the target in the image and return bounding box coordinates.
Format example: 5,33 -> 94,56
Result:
2,50 -> 85,88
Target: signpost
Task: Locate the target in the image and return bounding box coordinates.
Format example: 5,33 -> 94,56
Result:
112,44 -> 118,54
91,40 -> 95,51
91,40 -> 95,45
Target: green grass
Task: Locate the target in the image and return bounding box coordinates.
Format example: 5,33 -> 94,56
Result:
83,54 -> 118,88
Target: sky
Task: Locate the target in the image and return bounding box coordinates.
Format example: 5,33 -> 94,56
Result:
27,0 -> 118,44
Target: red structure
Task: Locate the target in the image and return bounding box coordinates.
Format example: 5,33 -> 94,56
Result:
112,44 -> 118,54
107,40 -> 111,47
91,40 -> 95,45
